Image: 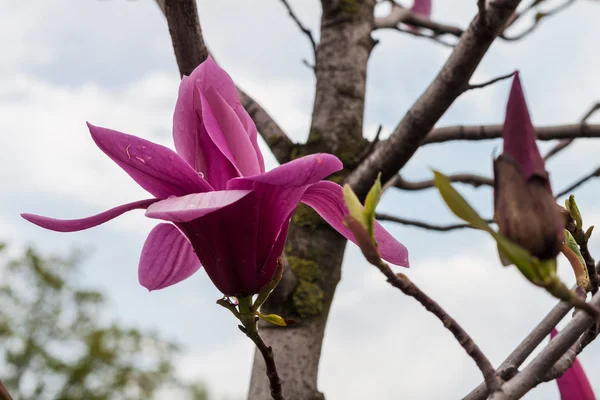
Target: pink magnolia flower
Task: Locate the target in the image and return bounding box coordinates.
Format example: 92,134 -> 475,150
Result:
411,0 -> 432,18
494,72 -> 564,261
22,58 -> 409,297
550,329 -> 596,400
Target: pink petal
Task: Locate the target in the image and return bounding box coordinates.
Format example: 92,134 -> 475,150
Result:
300,181 -> 409,267
239,111 -> 265,174
230,153 -> 343,188
139,223 -> 201,290
196,57 -> 265,172
503,72 -> 546,179
411,0 -> 432,17
551,329 -> 596,400
178,192 -> 260,296
258,217 -> 291,286
173,75 -> 207,174
199,86 -> 261,177
145,190 -> 253,223
173,56 -> 265,176
88,123 -> 212,198
21,199 -> 157,232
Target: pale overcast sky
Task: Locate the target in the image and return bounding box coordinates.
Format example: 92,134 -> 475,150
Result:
2,1 -> 600,399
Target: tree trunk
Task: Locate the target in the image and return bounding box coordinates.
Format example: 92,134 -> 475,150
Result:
248,1 -> 376,398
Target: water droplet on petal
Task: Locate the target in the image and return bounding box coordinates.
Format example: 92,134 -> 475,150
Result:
198,172 -> 204,178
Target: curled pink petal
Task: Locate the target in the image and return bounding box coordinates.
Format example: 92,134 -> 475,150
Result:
145,190 -> 253,223
301,181 -> 409,267
88,123 -> 212,198
550,329 -> 596,400
198,86 -> 261,177
21,199 -> 158,232
139,223 -> 201,290
230,153 -> 343,188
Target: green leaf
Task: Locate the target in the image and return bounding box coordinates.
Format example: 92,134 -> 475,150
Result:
256,312 -> 288,327
363,173 -> 382,239
565,195 -> 583,230
586,226 -> 594,241
432,170 -> 491,231
343,184 -> 368,232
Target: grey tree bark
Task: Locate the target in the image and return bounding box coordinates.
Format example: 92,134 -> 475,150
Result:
248,2 -> 377,399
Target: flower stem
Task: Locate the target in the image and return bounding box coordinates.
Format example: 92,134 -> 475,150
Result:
239,297 -> 285,400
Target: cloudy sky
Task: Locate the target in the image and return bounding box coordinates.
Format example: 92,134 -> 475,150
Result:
2,0 -> 600,399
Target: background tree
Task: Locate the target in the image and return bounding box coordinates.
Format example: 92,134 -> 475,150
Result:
0,243 -> 209,400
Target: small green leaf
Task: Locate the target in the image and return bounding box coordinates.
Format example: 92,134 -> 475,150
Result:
256,312 -> 288,327
343,184 -> 368,232
565,195 -> 583,230
432,170 -> 491,231
585,226 -> 594,241
253,258 -> 284,312
364,173 -> 382,239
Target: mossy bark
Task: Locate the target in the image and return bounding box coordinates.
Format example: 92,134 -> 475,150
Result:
248,1 -> 376,399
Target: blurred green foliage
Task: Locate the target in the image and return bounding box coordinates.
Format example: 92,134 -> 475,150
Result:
0,243 -> 208,400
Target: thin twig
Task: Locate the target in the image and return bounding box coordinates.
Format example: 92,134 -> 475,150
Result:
545,102 -> 600,160
278,0 -> 318,65
376,213 -> 491,232
555,167 -> 600,199
465,71 -> 515,91
392,173 -> 493,191
357,125 -> 383,163
376,261 -> 502,395
463,297 -> 573,400
390,26 -> 456,48
501,0 -> 576,41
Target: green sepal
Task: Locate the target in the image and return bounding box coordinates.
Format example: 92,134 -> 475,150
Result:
216,298 -> 241,320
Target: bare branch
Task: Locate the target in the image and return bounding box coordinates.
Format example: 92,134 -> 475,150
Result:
238,89 -> 295,163
422,123 -> 600,145
375,262 -> 501,395
555,167 -> 600,199
162,0 -> 209,77
544,102 -> 600,160
491,290 -> 600,399
155,0 -> 294,164
374,1 -> 464,37
390,26 -> 456,47
349,0 -> 525,197
376,212 -> 488,232
391,173 -> 493,191
463,298 -> 574,400
465,71 -> 515,91
278,0 -> 317,64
